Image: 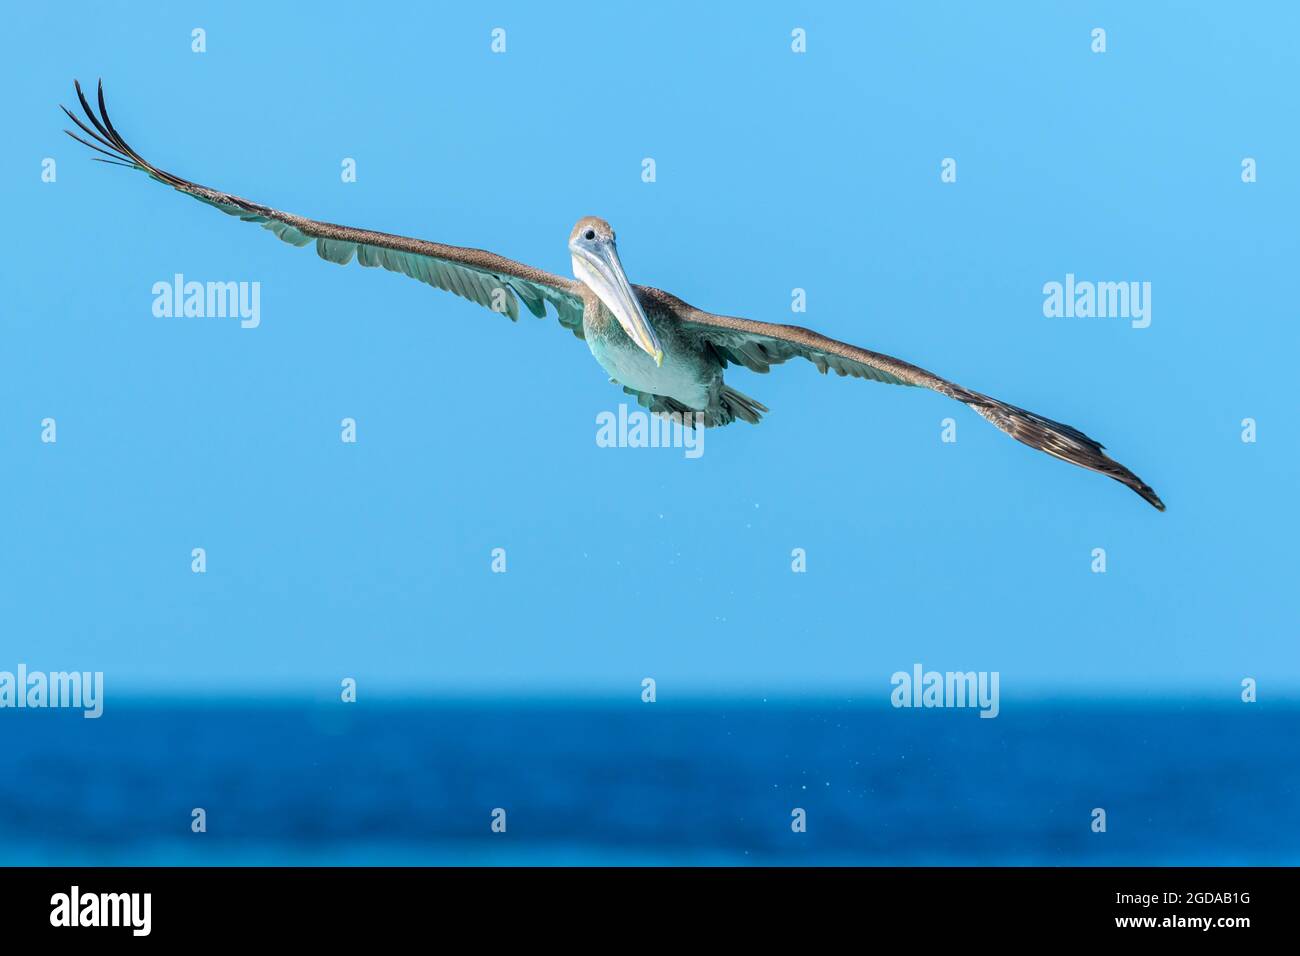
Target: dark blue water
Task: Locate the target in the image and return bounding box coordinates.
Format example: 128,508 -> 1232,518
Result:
1,699 -> 1295,865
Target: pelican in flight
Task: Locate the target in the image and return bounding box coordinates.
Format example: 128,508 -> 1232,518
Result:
63,81 -> 1164,510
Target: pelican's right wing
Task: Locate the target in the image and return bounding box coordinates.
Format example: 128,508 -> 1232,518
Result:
642,286 -> 1165,511
62,81 -> 587,336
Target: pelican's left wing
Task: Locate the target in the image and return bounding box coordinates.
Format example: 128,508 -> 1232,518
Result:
62,81 -> 586,336
642,286 -> 1165,510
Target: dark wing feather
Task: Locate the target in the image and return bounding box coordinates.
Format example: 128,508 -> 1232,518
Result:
62,80 -> 586,336
637,286 -> 1165,510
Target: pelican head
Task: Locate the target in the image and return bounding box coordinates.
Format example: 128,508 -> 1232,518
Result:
569,216 -> 663,366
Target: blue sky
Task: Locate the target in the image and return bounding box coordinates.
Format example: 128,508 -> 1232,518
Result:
2,1 -> 1295,696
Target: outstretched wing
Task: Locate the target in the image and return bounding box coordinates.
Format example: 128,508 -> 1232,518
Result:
639,286 -> 1165,510
62,80 -> 586,336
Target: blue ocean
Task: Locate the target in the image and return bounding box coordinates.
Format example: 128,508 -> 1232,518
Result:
2,698 -> 1294,866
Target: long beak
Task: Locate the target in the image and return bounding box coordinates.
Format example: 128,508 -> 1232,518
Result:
579,240 -> 664,366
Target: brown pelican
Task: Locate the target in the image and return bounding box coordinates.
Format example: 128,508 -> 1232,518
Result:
63,81 -> 1164,510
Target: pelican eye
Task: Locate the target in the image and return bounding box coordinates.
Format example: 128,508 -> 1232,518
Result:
584,229 -> 596,241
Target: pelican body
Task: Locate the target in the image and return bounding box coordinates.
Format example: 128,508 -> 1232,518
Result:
569,216 -> 763,424
62,80 -> 1164,509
